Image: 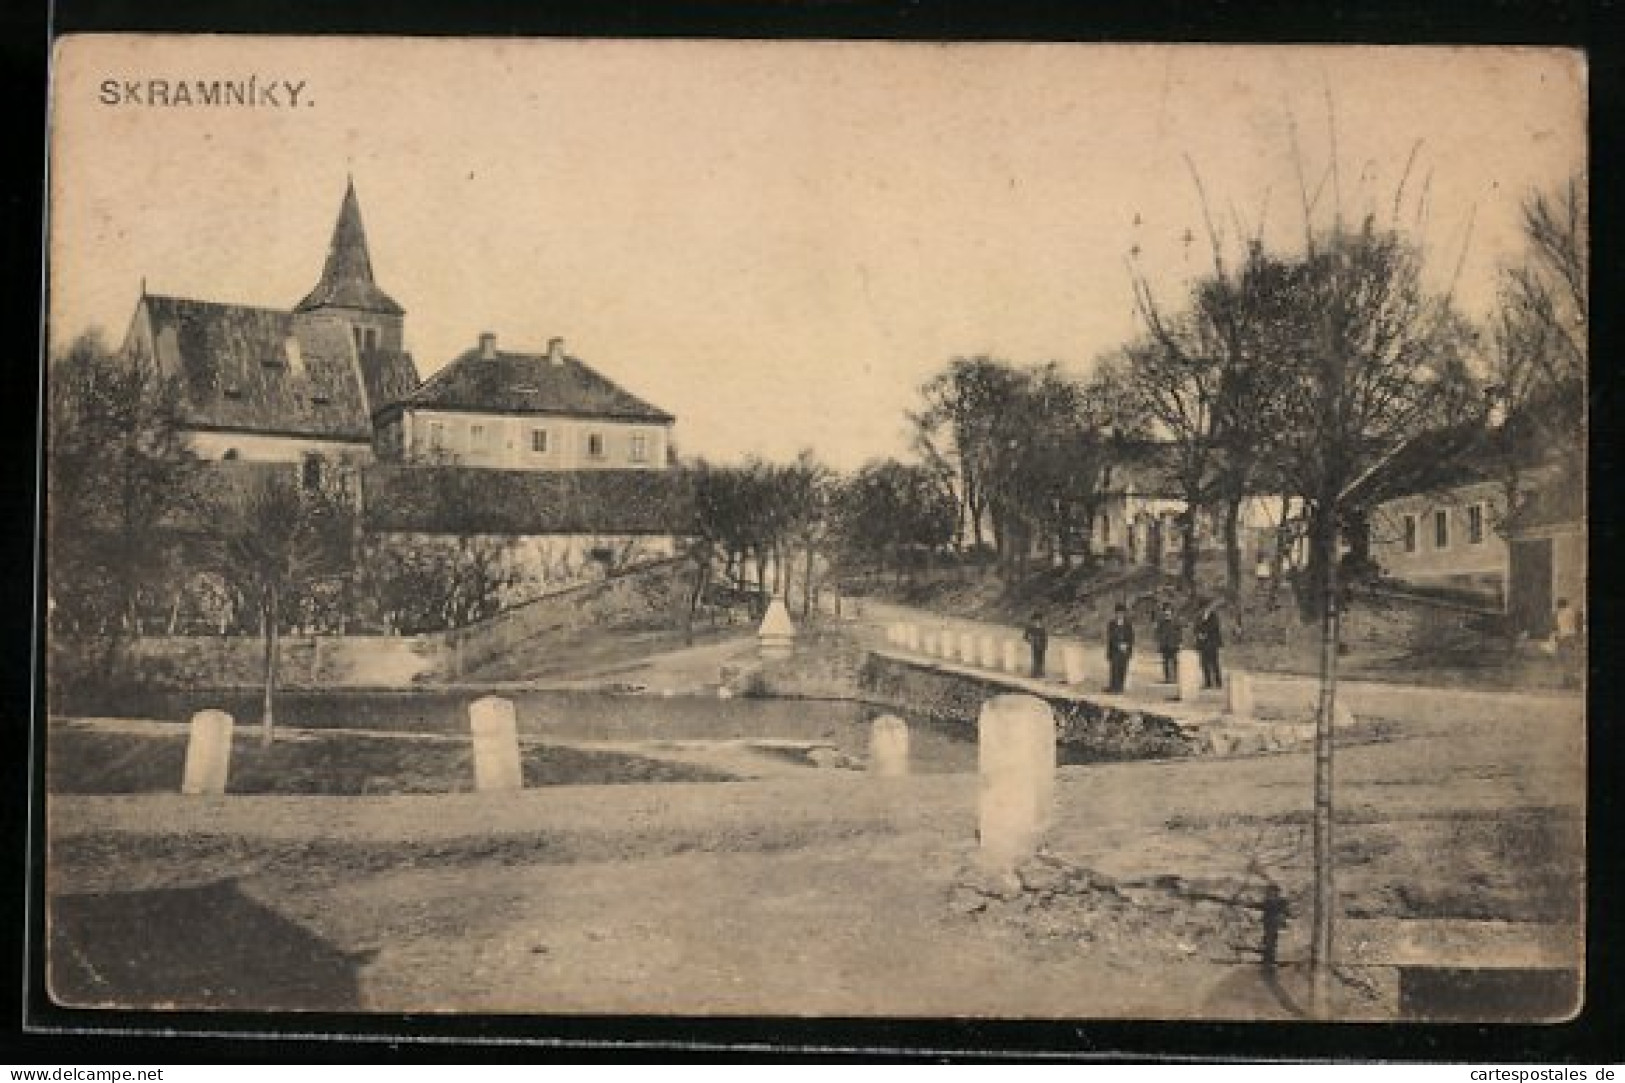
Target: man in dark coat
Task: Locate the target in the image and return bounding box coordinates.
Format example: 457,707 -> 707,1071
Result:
1195,598 -> 1224,689
1022,612 -> 1049,679
1154,601 -> 1182,683
1105,602 -> 1134,693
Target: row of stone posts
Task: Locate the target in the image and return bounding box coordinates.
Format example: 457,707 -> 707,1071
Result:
178,694 -> 530,796
865,697 -> 1053,873
885,619 -> 1256,718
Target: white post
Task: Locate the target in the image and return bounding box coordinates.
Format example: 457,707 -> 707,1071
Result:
959,631 -> 978,664
979,634 -> 1000,669
1001,639 -> 1023,675
869,715 -> 910,777
978,694 -> 1057,873
181,709 -> 234,796
1226,671 -> 1255,719
1177,648 -> 1203,702
1061,644 -> 1087,685
469,696 -> 524,791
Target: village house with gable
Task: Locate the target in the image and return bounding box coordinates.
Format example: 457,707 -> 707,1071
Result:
118,179 -> 688,631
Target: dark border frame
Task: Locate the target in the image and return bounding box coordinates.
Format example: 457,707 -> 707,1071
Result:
8,0 -> 1621,1063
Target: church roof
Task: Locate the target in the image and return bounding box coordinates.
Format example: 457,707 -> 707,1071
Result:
398,343 -> 675,423
293,179 -> 405,316
136,294 -> 417,440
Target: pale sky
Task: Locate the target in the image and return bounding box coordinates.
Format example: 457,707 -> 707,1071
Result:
49,38 -> 1584,469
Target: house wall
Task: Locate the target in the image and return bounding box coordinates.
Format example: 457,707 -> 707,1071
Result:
376,531 -> 680,610
187,430 -> 375,464
403,409 -> 670,471
1369,481 -> 1508,598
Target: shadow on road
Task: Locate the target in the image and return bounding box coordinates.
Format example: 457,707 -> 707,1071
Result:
50,879 -> 369,1010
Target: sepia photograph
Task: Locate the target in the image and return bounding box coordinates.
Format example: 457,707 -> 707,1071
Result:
40,36 -> 1586,1025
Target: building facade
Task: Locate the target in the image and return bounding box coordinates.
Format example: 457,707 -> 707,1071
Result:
375,333 -> 674,472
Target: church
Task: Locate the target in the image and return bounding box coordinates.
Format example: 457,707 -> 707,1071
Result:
120,180 -> 688,626
125,179 -> 676,475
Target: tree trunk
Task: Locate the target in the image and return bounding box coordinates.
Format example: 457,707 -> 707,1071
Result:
802,541 -> 816,620
684,551 -> 709,646
1179,508 -> 1199,588
1309,506 -> 1341,1018
261,582 -> 280,747
1223,493 -> 1244,601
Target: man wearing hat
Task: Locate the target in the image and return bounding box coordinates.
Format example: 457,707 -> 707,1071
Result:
1022,611 -> 1049,679
1105,602 -> 1135,693
1195,598 -> 1225,689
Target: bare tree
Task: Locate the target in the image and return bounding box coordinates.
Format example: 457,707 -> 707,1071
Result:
219,470 -> 356,745
1252,221 -> 1480,1013
1488,174 -> 1587,514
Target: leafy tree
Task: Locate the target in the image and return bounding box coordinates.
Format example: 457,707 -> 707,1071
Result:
913,357 -> 1028,559
833,459 -> 957,582
47,331 -> 199,655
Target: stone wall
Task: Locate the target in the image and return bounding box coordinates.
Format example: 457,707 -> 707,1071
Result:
111,633 -> 447,688
857,653 -> 1193,762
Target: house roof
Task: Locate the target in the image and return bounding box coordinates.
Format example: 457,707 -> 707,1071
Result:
360,465 -> 692,535
399,346 -> 675,423
293,179 -> 405,316
137,295 -> 418,441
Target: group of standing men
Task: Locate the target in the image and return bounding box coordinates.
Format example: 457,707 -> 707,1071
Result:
1021,598 -> 1225,694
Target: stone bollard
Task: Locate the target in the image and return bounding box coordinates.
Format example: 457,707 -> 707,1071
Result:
959,631 -> 978,665
979,634 -> 1000,669
1001,639 -> 1023,675
1061,644 -> 1087,685
1226,671 -> 1255,719
469,696 -> 524,792
181,709 -> 234,796
869,715 -> 910,777
758,598 -> 797,660
1177,648 -> 1203,702
978,695 -> 1057,873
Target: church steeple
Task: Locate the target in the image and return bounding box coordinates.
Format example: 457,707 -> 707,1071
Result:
295,177 -> 404,316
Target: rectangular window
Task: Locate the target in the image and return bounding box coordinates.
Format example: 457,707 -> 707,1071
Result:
630,434 -> 648,462
1434,509 -> 1449,549
1467,503 -> 1485,545
587,432 -> 605,459
428,422 -> 445,452
531,428 -> 549,454
470,424 -> 488,451
1403,514 -> 1417,554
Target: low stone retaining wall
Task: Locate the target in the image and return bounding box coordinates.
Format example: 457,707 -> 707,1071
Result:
858,651 -> 1314,761
96,634 -> 447,688
859,652 -> 1192,762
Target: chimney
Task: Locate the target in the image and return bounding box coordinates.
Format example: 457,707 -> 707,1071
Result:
478,332 -> 497,359
547,337 -> 566,365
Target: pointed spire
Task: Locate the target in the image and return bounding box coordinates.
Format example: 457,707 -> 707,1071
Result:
294,178 -> 404,315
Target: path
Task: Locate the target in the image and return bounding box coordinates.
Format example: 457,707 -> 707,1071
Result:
51,699 -> 1583,1016
850,599 -> 1584,729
